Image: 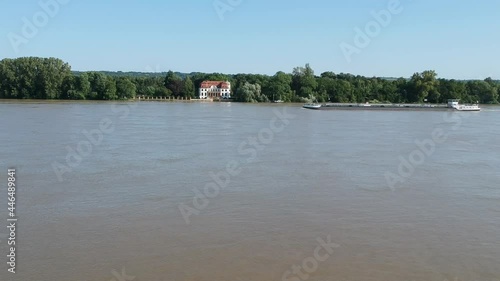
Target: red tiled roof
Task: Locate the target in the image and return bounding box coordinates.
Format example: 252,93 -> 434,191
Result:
200,81 -> 230,89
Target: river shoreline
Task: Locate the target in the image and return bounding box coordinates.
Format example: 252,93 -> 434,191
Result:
1,98 -> 499,106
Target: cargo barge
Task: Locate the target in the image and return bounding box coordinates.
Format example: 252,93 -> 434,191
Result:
303,99 -> 480,111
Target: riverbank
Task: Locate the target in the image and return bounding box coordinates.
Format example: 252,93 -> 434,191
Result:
2,98 -> 500,109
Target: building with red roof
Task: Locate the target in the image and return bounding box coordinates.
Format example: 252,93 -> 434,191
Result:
199,81 -> 231,99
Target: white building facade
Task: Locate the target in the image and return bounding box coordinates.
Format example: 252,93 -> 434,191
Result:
199,81 -> 231,99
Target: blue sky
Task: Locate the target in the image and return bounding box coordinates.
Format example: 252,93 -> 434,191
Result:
1,0 -> 499,79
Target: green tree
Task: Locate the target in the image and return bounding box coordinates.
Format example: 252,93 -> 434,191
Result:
266,71 -> 293,102
317,76 -> 336,102
115,77 -> 136,99
61,73 -> 91,100
395,78 -> 410,103
164,70 -> 184,97
75,73 -> 91,99
61,75 -> 77,99
235,82 -> 268,102
0,59 -> 18,98
0,57 -> 71,99
466,80 -> 498,104
438,79 -> 466,102
103,76 -> 117,100
367,79 -> 400,103
182,76 -> 196,98
408,70 -> 440,102
292,63 -> 318,98
87,72 -> 117,100
135,77 -> 172,97
331,80 -> 354,102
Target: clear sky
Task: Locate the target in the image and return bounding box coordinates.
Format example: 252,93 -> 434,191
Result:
1,0 -> 499,79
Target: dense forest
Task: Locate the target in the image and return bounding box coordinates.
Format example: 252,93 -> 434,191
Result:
0,57 -> 498,104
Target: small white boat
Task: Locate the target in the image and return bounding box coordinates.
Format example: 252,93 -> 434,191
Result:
448,99 -> 481,111
454,104 -> 481,111
303,103 -> 321,110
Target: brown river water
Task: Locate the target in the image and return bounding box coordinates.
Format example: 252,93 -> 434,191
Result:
0,101 -> 499,281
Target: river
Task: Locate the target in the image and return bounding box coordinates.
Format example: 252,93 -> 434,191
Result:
1,101 -> 499,281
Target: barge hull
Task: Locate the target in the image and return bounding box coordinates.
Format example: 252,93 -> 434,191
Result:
318,104 -> 449,111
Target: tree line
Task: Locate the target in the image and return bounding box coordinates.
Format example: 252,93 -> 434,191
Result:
1,57 -> 498,104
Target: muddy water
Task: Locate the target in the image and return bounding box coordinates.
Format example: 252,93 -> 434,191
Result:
1,101 -> 499,281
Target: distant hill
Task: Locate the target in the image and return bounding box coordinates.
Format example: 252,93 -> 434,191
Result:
72,71 -> 199,79
71,71 -> 498,83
